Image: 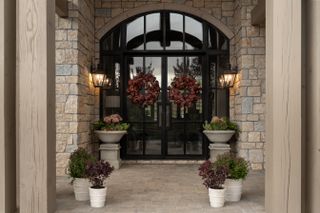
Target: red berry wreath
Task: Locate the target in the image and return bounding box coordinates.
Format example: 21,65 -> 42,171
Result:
168,75 -> 201,108
127,73 -> 160,107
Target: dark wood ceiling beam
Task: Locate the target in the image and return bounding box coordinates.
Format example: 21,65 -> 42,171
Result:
56,0 -> 68,18
251,0 -> 265,26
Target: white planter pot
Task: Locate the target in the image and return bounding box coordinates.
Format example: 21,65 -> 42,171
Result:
89,187 -> 107,208
95,130 -> 127,143
208,188 -> 225,208
73,178 -> 90,201
203,130 -> 235,143
225,179 -> 243,202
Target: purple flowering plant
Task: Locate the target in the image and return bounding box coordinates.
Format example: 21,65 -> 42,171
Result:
198,160 -> 228,189
85,160 -> 114,189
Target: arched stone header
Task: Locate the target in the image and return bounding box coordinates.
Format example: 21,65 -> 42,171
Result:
96,3 -> 234,40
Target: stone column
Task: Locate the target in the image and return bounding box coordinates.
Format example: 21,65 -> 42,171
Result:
0,0 -> 16,212
100,144 -> 121,169
17,0 -> 56,212
208,143 -> 231,162
266,0 -> 302,212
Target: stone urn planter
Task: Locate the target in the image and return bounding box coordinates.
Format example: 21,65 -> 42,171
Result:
209,188 -> 226,208
73,178 -> 90,201
203,130 -> 235,143
95,130 -> 127,143
93,114 -> 130,169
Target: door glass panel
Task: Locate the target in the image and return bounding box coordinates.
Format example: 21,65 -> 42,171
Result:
186,123 -> 203,155
126,123 -> 143,155
144,57 -> 162,155
185,16 -> 203,50
126,57 -> 162,156
167,123 -> 185,155
102,27 -> 121,51
208,27 -> 218,50
167,56 -> 184,86
126,17 -> 144,50
219,35 -> 228,50
166,13 -> 183,50
145,123 -> 161,155
146,13 -> 163,50
127,57 -> 143,122
185,56 -> 203,122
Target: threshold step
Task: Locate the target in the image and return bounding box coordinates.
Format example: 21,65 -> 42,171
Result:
122,160 -> 205,165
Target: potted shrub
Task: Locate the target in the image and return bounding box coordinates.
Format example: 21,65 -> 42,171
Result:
86,160 -> 114,208
203,116 -> 239,143
199,161 -> 228,208
215,153 -> 249,202
93,114 -> 130,143
67,148 -> 95,201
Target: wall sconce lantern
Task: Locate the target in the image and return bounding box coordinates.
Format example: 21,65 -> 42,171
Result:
218,64 -> 238,88
90,62 -> 112,89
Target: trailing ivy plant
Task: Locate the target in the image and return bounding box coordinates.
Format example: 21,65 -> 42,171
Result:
67,148 -> 96,182
214,153 -> 249,180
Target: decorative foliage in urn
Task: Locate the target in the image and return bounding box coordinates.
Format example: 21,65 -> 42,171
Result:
203,116 -> 239,143
168,75 -> 201,108
93,114 -> 129,143
127,72 -> 160,107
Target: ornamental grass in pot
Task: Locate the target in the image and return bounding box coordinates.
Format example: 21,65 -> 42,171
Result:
93,114 -> 129,143
86,160 -> 114,208
203,116 -> 239,143
199,161 -> 228,208
67,148 -> 95,201
215,153 -> 249,202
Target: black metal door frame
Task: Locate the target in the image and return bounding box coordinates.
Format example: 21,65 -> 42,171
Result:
121,53 -> 210,160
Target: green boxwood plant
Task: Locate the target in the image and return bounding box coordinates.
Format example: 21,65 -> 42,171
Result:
215,153 -> 249,180
68,148 -> 95,182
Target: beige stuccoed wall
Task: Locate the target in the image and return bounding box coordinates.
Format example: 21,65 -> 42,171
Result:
0,0 -> 16,212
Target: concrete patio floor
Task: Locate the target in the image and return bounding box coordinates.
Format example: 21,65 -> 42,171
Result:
56,164 -> 265,213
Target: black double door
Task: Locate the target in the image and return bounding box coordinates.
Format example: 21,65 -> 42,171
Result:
123,55 -> 207,159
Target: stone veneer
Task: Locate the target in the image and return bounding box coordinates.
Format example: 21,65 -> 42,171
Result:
55,0 -> 266,175
55,0 -> 99,176
231,0 -> 266,170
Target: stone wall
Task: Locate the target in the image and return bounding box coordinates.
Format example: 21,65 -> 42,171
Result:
55,0 -> 98,176
94,0 -> 236,62
231,0 -> 266,170
93,0 -> 266,169
55,0 -> 266,174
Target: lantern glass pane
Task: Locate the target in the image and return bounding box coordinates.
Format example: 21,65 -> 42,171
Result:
92,73 -> 106,87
